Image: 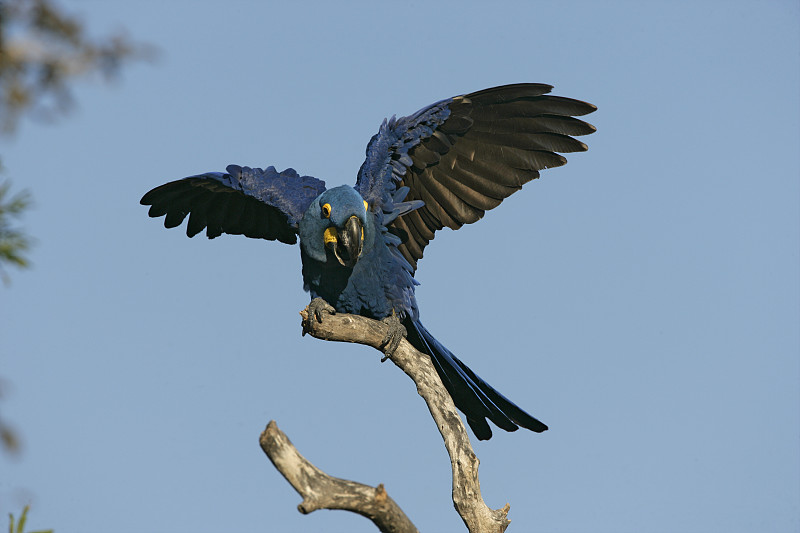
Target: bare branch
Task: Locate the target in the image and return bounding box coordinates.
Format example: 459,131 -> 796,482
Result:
298,307 -> 512,533
259,420 -> 418,533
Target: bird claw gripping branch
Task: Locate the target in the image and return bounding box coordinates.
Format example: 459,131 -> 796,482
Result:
303,297 -> 336,336
380,311 -> 407,362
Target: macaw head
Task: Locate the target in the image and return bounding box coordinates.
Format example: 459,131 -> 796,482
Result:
299,185 -> 374,267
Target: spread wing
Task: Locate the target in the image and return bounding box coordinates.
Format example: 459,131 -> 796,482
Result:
355,83 -> 596,271
141,165 -> 326,245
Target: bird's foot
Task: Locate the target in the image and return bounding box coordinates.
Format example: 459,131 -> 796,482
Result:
303,297 -> 336,335
379,311 -> 407,362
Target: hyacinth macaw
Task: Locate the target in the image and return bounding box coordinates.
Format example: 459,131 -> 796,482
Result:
141,83 -> 596,440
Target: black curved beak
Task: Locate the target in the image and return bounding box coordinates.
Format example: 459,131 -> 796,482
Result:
327,216 -> 363,267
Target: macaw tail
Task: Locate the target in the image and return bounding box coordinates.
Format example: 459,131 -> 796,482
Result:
404,319 -> 548,440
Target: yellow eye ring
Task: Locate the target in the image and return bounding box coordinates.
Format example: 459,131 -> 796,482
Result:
321,203 -> 331,218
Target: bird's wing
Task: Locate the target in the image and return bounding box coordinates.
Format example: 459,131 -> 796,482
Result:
141,165 -> 326,245
355,83 -> 596,271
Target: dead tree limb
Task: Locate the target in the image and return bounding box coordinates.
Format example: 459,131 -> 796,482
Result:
291,305 -> 512,533
260,420 -> 418,533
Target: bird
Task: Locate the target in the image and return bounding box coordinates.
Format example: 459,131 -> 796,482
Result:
140,83 -> 596,440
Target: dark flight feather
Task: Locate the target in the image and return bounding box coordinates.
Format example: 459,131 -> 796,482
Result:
355,83 -> 595,271
141,167 -> 326,244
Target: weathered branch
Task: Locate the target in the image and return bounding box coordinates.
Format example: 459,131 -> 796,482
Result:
296,306 -> 511,533
260,420 -> 418,533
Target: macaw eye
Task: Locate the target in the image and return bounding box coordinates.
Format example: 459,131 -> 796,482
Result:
321,203 -> 331,218
363,200 -> 369,212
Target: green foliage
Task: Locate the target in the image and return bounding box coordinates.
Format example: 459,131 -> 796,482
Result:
0,0 -> 151,282
0,376 -> 20,453
0,180 -> 31,284
7,506 -> 53,533
0,0 -> 153,133
1,7 -> 145,530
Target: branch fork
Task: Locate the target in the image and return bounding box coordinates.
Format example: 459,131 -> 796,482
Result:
258,305 -> 513,532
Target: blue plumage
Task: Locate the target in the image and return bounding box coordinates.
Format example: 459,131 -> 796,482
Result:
141,83 -> 596,440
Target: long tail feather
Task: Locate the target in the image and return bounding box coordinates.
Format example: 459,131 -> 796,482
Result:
404,319 -> 548,440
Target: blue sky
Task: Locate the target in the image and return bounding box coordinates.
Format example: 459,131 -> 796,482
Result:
2,1 -> 798,532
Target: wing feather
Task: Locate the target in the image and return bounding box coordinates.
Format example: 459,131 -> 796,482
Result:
447,159 -> 523,200
420,168 -> 484,225
454,151 -> 539,188
429,167 -> 503,211
186,198 -> 211,238
410,145 -> 442,170
141,167 -> 326,244
465,131 -> 588,153
464,82 -> 554,103
354,83 -> 596,271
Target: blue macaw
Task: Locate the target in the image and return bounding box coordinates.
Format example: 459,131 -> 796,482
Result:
141,83 -> 596,440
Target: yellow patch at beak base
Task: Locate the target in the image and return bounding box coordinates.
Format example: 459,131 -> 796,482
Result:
323,226 -> 337,244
